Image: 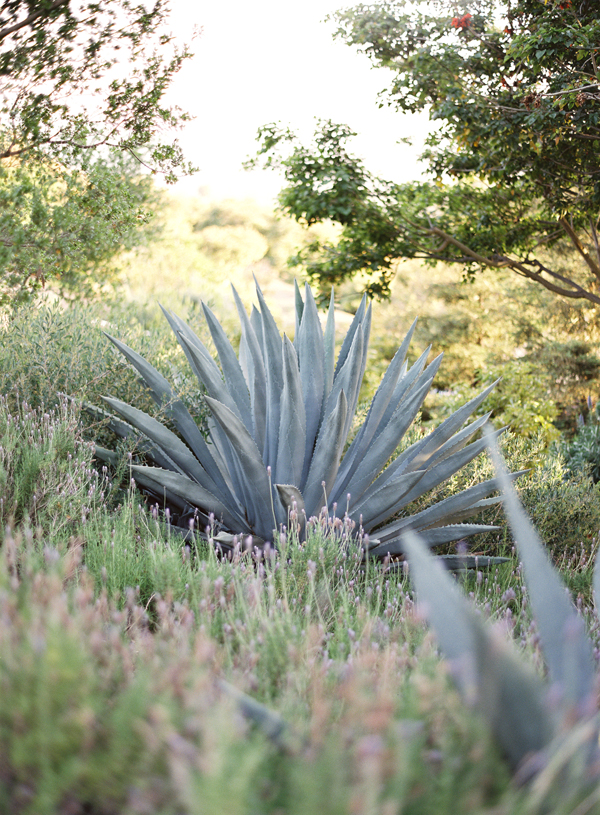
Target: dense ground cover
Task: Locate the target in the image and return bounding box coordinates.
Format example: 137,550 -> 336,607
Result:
2,283 -> 600,812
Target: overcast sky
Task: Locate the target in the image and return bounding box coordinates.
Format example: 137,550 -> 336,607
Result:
163,0 -> 431,202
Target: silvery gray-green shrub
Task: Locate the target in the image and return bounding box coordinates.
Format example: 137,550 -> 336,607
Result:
97,280 -> 514,562
403,431 -> 600,803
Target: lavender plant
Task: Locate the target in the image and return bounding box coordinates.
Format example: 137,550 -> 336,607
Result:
97,281 -> 516,564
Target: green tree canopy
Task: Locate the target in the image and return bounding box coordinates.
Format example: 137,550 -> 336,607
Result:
0,0 -> 195,303
249,0 -> 600,303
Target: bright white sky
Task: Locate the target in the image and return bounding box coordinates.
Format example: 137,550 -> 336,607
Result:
163,0 -> 431,202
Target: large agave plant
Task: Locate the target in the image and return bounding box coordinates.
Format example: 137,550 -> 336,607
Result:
96,281 -> 516,562
404,431 -> 600,799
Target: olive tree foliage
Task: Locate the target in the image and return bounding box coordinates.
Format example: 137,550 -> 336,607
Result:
248,0 -> 600,303
0,0 -> 195,304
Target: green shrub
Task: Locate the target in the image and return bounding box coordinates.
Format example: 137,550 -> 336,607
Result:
560,401 -> 600,483
428,360 -> 560,448
0,298 -> 209,448
0,396 -> 100,541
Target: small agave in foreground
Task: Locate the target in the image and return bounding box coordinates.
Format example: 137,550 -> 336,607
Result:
96,280 -> 515,564
404,431 -> 600,803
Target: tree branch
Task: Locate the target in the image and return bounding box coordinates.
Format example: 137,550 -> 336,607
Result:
405,221 -> 600,305
559,216 -> 600,280
0,0 -> 69,42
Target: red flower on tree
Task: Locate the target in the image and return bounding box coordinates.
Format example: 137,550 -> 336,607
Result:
451,13 -> 473,29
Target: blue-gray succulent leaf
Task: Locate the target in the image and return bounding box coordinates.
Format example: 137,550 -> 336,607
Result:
403,381 -> 499,474
295,284 -> 325,484
339,375 -> 433,506
303,389 -> 348,518
323,325 -> 364,450
130,465 -> 248,534
395,431 -> 502,510
102,396 -> 209,484
593,552 -> 600,621
294,278 -> 304,340
381,472 -> 523,536
371,346 -> 435,443
231,286 -> 267,453
177,333 -> 242,420
276,335 -> 307,487
201,301 -> 253,432
276,483 -> 306,538
403,530 -> 553,771
255,282 -> 284,470
331,319 -> 418,503
334,293 -> 367,378
103,333 -> 210,460
487,429 -> 597,717
323,287 -> 336,398
159,306 -> 221,380
371,524 -> 499,556
204,396 -> 275,540
350,470 -> 427,529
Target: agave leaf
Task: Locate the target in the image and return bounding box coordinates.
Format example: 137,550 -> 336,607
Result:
387,473 -> 524,534
422,412 -> 494,470
88,400 -> 197,475
295,283 -> 326,484
218,680 -> 298,753
324,325 -> 364,452
331,319 -> 418,504
593,553 -> 600,620
231,286 -> 267,453
404,382 -> 499,474
102,396 -> 213,486
323,288 -> 336,399
104,333 -> 210,459
94,444 -> 119,467
276,335 -> 307,487
334,294 -> 366,378
294,278 -> 304,339
205,396 -> 277,538
159,307 -> 221,380
371,346 -> 437,446
202,302 -> 253,433
371,523 -> 499,557
349,470 -> 427,528
303,389 -> 348,518
487,430 -> 597,715
127,466 -> 188,514
403,530 -> 553,770
394,431 -> 503,511
255,282 -> 284,469
100,341 -> 240,505
341,375 -> 434,506
130,465 -> 247,534
436,554 -> 510,571
250,304 -> 264,348
177,334 -> 242,420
